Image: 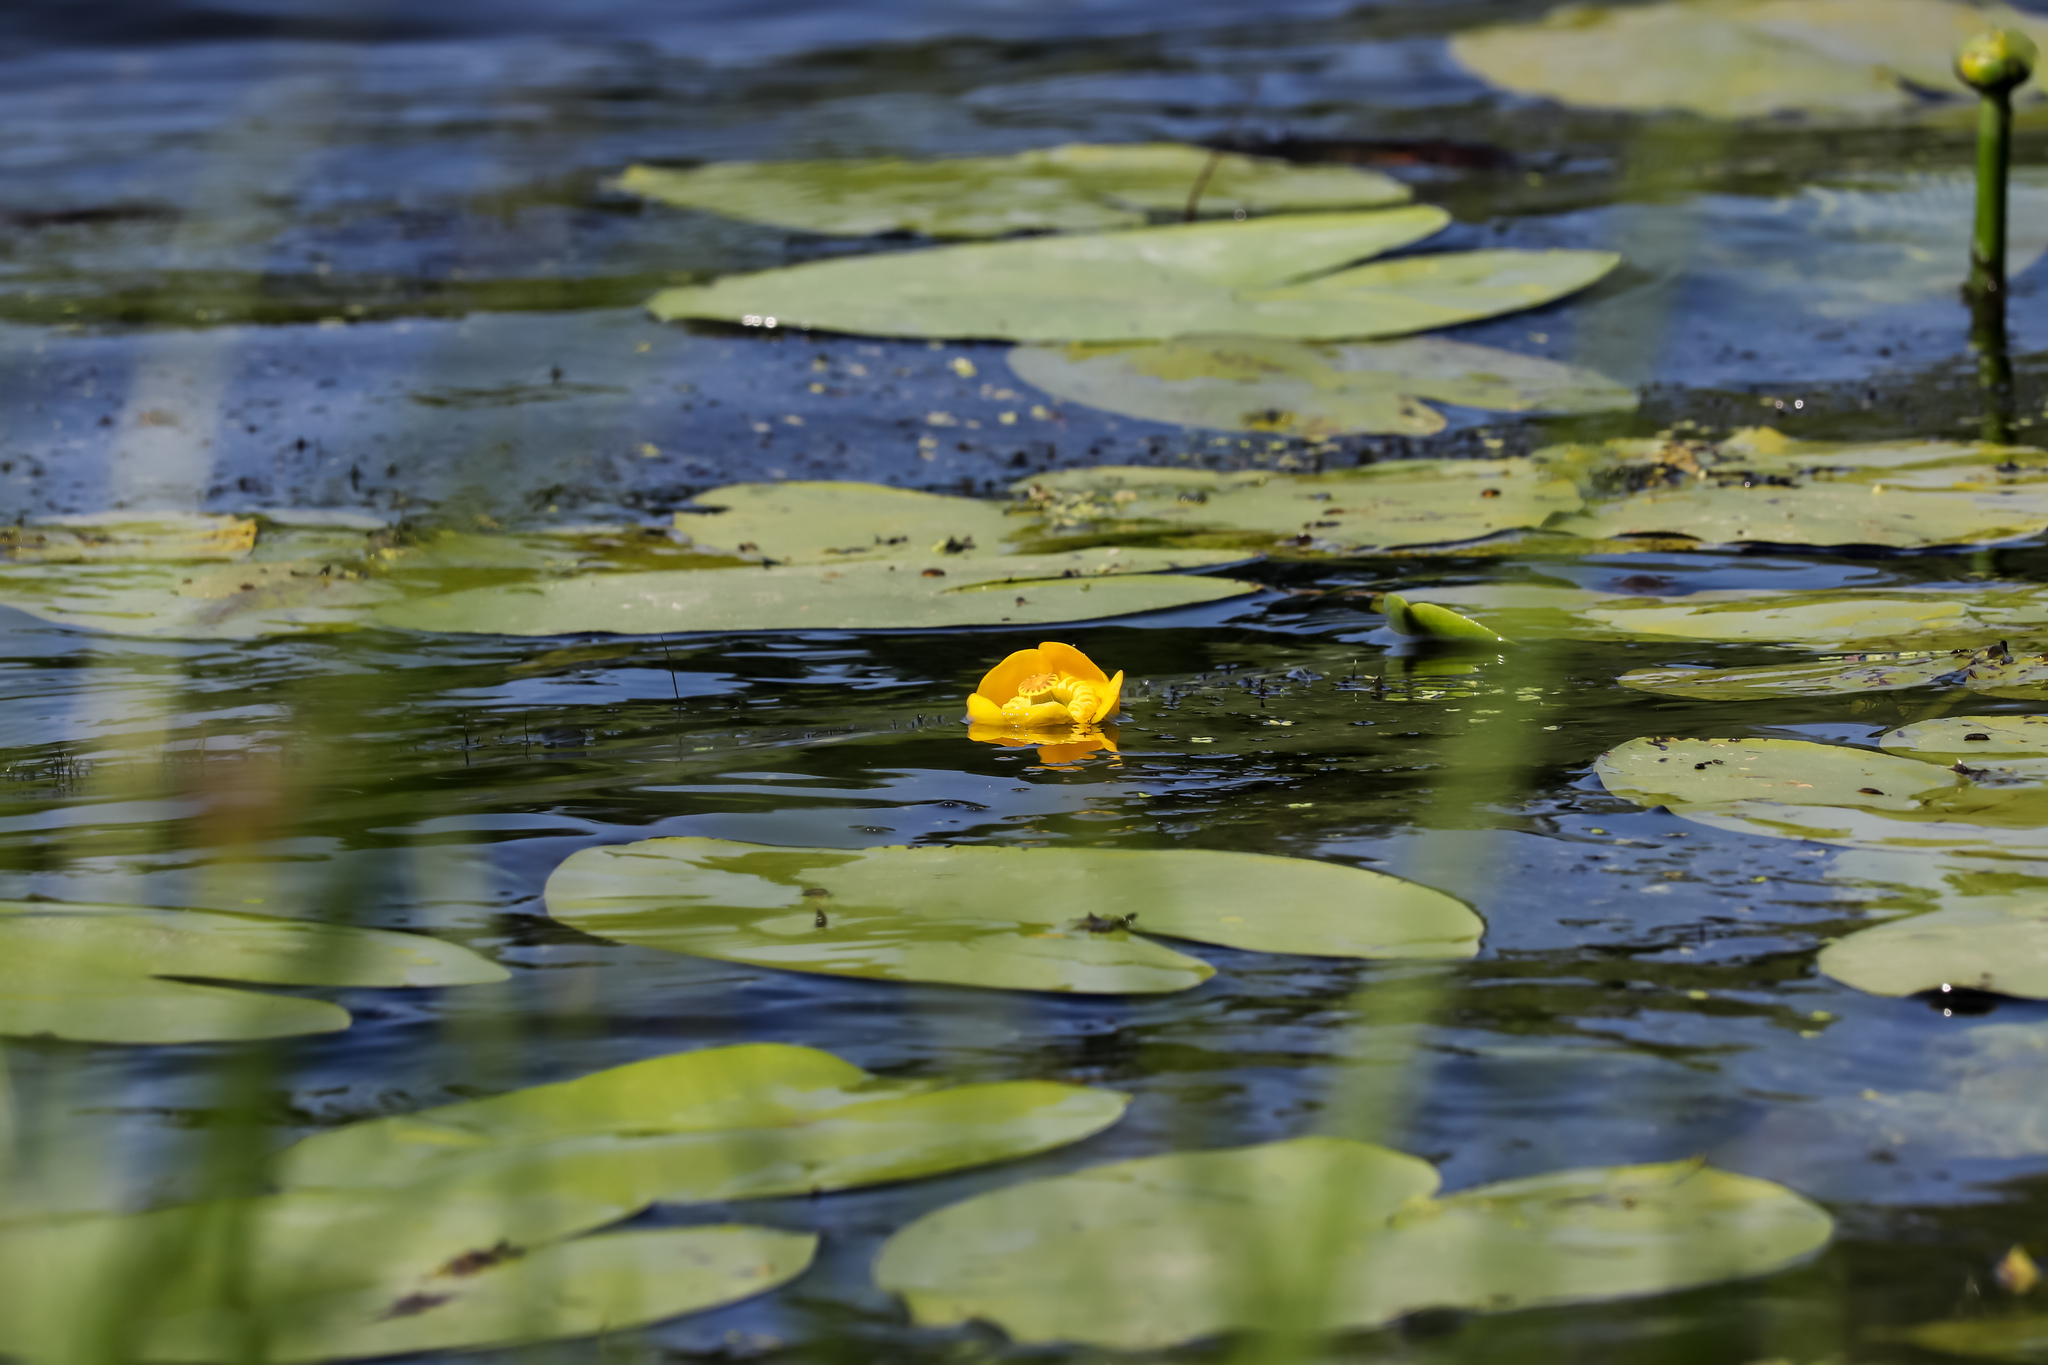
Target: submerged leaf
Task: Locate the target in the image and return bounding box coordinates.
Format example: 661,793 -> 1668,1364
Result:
545,837 -> 1482,994
1008,335 -> 1635,437
646,211 -> 1620,342
1451,0 -> 2048,118
374,550 -> 1257,636
619,143 -> 1412,238
278,1043 -> 1127,1204
0,903 -> 505,1045
0,513 -> 256,563
876,1137 -> 1830,1350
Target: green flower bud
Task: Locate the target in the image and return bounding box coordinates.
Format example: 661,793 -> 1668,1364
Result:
1957,27 -> 2039,94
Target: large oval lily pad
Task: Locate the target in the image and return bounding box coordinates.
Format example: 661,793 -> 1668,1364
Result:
0,902 -> 505,1045
679,482 -> 1025,563
373,550 -> 1257,636
1619,652 -> 1968,700
619,143 -> 1412,238
645,211 -> 1620,343
1819,904 -> 2048,998
1008,335 -> 1635,438
0,1186 -> 814,1364
277,1042 -> 1127,1204
875,1137 -> 1830,1350
544,838 -> 1482,995
1595,736 -> 1962,812
1451,0 -> 2048,118
1882,715 -> 2048,761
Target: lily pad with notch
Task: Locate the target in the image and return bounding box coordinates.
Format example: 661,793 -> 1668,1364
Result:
619,143 -> 1413,238
0,1185 -> 813,1363
1451,0 -> 2048,119
0,901 -> 506,1045
875,1137 -> 1831,1350
544,838 -> 1482,994
646,211 -> 1621,343
276,1042 -> 1128,1205
373,550 -> 1259,636
1007,335 -> 1636,439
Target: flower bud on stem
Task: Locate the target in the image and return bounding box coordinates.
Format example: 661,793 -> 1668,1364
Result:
1957,29 -> 2036,443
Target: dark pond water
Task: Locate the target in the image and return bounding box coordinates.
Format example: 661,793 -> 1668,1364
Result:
7,0 -> 2048,1361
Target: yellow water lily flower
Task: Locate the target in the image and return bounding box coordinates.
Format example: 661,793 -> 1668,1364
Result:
966,642 -> 1124,729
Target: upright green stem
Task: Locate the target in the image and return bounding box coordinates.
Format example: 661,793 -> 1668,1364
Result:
1970,84 -> 2013,302
1957,28 -> 2036,445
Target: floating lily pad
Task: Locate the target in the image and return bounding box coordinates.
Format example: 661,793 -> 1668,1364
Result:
545,838 -> 1482,995
0,902 -> 505,1045
1595,736 -> 1961,812
278,1042 -> 1126,1203
1451,0 -> 2048,118
619,143 -> 1412,238
1619,652 -> 1968,700
1819,904 -> 2048,998
1911,1309 -> 2048,1360
1882,715 -> 2048,760
646,211 -> 1620,343
1019,460 -> 1584,553
875,1137 -> 1830,1350
374,550 -> 1257,636
1007,335 -> 1636,438
1551,455 -> 2048,550
0,560 -> 394,640
0,1186 -> 813,1363
679,482 -> 1024,563
1582,588 -> 2048,649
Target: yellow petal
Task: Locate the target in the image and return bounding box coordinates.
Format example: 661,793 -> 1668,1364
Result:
975,648 -> 1047,704
966,693 -> 1007,723
1020,700 -> 1072,727
1036,641 -> 1107,684
1090,670 -> 1125,724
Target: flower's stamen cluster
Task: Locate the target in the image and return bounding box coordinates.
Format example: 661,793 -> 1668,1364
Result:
999,671 -> 1096,724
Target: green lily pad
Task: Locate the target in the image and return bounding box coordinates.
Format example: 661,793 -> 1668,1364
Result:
0,559 -> 393,640
0,902 -> 505,1045
545,838 -> 1482,995
645,211 -> 1621,343
1017,460 -> 1584,553
1380,592 -> 1508,643
678,482 -> 1025,564
1595,736 -> 1962,812
1581,588 -> 2048,649
1618,651 -> 1968,700
373,550 -> 1257,636
1007,335 -> 1636,438
1450,0 -> 2048,118
1551,455 -> 2048,550
619,143 -> 1412,238
276,1042 -> 1127,1203
875,1137 -> 1830,1350
1882,715 -> 2048,760
1910,1310 -> 2048,1360
0,1186 -> 814,1363
1819,904 -> 2048,998
1949,646 -> 2048,699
